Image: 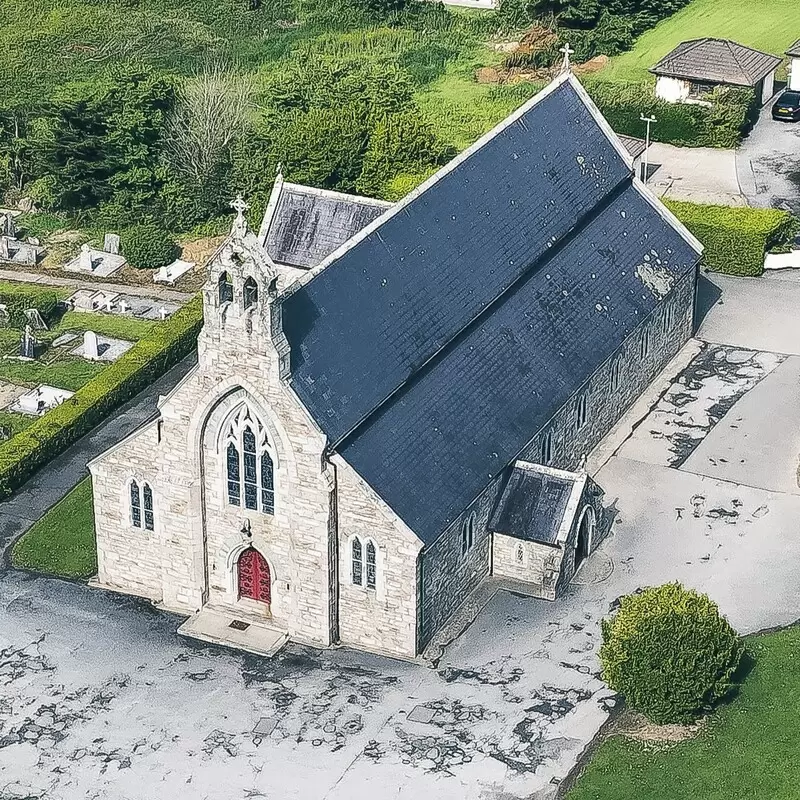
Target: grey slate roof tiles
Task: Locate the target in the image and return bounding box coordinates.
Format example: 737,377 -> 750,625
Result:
283,79 -> 633,445
263,184 -> 390,269
490,465 -> 575,545
618,135 -> 647,161
787,40 -> 800,58
280,75 -> 702,545
650,38 -> 782,87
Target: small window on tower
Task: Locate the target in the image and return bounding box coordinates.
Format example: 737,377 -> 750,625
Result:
540,431 -> 553,465
244,277 -> 258,310
218,271 -> 233,305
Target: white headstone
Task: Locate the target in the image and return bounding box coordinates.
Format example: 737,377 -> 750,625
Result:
19,325 -> 35,359
83,330 -> 99,360
0,212 -> 15,238
159,306 -> 169,320
104,233 -> 120,255
119,299 -> 129,313
79,243 -> 93,271
0,237 -> 9,261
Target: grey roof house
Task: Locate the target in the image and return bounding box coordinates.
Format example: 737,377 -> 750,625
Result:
651,38 -> 782,106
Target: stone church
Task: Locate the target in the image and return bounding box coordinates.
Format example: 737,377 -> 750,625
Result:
89,73 -> 702,660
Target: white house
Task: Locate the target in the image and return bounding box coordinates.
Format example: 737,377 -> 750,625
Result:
651,39 -> 782,106
788,40 -> 800,92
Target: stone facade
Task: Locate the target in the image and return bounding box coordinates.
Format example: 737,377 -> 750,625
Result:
89,207 -> 696,660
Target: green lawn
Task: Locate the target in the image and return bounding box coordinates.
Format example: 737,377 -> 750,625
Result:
55,310 -> 158,341
599,0 -> 798,83
11,478 -> 97,579
568,625 -> 800,800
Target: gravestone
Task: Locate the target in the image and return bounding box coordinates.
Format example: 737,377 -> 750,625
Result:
0,304 -> 8,326
13,241 -> 39,266
79,243 -> 94,271
24,308 -> 49,330
104,233 -> 120,255
118,299 -> 129,314
0,212 -> 15,238
0,237 -> 9,261
83,330 -> 99,360
19,325 -> 35,360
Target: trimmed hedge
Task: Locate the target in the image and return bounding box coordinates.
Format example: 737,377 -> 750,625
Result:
600,583 -> 743,724
0,294 -> 203,499
585,81 -> 755,148
0,283 -> 61,328
121,224 -> 178,270
666,201 -> 799,276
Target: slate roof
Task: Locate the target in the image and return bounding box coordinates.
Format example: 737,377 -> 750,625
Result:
281,74 -> 702,544
490,464 -> 577,545
258,181 -> 391,269
650,39 -> 782,87
618,135 -> 647,161
787,40 -> 800,58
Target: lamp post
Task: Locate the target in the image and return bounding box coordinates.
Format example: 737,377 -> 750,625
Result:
640,113 -> 656,184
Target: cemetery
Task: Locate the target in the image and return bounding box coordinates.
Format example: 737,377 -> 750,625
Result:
0,279 -> 166,441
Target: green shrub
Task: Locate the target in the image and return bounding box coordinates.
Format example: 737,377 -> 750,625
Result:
0,295 -> 203,500
121,224 -> 178,269
666,201 -> 799,276
585,81 -> 754,148
0,283 -> 61,328
600,583 -> 744,724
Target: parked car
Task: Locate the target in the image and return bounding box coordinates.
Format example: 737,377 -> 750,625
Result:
772,90 -> 800,122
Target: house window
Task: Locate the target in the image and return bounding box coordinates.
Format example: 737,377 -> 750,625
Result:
130,480 -> 141,528
610,358 -> 622,392
224,405 -> 275,515
366,541 -> 376,590
244,277 -> 258,309
575,392 -> 589,430
352,537 -> 363,586
689,81 -> 715,99
461,513 -> 476,555
540,430 -> 553,465
218,271 -> 233,305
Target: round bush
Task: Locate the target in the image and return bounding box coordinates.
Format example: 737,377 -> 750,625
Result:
121,225 -> 178,270
600,583 -> 743,723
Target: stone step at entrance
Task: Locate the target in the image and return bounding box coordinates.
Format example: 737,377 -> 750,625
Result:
178,607 -> 288,658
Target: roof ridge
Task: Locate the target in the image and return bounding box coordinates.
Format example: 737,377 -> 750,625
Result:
330,173 -> 632,452
725,39 -> 752,83
281,181 -> 393,207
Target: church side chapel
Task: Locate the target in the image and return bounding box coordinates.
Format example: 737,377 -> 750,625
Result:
88,71 -> 702,660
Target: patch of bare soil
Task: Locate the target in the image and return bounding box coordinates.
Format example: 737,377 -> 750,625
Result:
173,234 -> 226,292
574,54 -> 608,75
612,709 -> 707,748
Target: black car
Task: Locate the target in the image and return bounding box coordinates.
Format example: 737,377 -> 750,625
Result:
772,91 -> 800,122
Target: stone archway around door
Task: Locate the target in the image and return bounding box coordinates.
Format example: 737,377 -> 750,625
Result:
574,507 -> 594,573
237,547 -> 272,606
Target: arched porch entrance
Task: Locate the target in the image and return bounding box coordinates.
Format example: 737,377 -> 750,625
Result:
237,547 -> 271,606
574,507 -> 594,573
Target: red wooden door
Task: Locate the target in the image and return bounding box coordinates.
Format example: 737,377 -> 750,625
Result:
237,548 -> 271,605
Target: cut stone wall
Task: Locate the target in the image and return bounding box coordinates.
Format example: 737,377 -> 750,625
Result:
492,535 -> 562,595
334,456 -> 423,659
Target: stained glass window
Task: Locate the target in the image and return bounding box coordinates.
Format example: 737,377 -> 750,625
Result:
143,483 -> 154,531
468,515 -> 475,549
130,480 -> 141,528
261,451 -> 274,514
366,541 -> 376,590
461,519 -> 469,555
244,277 -> 258,309
352,537 -> 363,586
227,442 -> 241,506
540,431 -> 553,465
243,427 -> 258,510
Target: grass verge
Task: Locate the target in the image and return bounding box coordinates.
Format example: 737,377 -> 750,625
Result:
10,478 -> 97,580
567,625 -> 800,800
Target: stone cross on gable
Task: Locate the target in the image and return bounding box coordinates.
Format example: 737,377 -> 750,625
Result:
559,42 -> 575,74
230,194 -> 250,238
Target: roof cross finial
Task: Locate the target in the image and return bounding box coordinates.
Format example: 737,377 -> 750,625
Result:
230,194 -> 250,238
559,42 -> 575,74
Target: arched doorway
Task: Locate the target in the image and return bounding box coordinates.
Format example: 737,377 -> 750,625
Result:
575,507 -> 594,573
237,547 -> 271,606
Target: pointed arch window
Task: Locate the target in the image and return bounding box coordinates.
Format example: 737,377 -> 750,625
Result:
540,430 -> 553,465
130,480 -> 154,530
461,513 -> 475,555
243,277 -> 258,310
366,541 -> 376,589
218,271 -> 233,305
352,537 -> 363,586
610,357 -> 622,392
130,479 -> 141,528
224,405 -> 275,515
